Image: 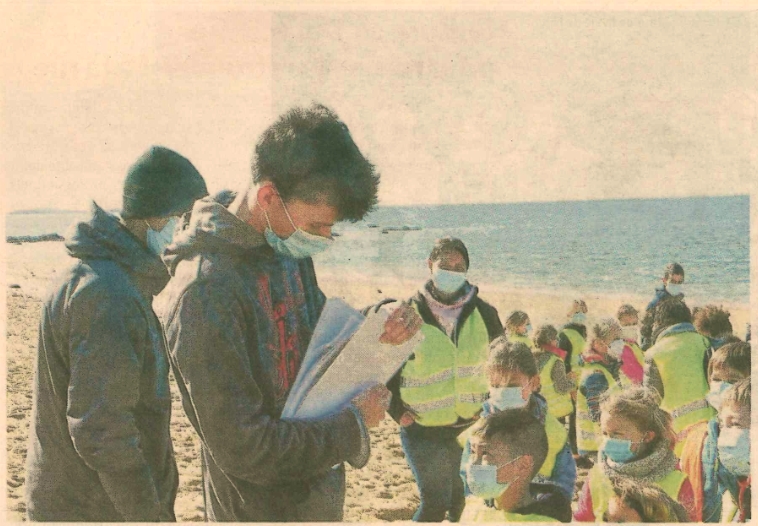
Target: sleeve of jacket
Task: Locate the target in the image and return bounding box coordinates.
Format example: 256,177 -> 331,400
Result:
557,333 -> 573,373
640,306 -> 656,350
550,358 -> 575,394
579,371 -> 609,422
643,353 -> 665,399
65,285 -> 161,522
166,278 -> 366,485
476,300 -> 504,342
551,442 -> 578,501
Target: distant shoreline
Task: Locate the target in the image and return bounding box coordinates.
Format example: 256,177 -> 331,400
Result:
6,233 -> 65,244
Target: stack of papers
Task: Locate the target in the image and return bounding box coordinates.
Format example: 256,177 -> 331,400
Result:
281,298 -> 424,420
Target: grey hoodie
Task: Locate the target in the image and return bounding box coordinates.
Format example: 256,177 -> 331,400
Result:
158,197 -> 368,522
25,202 -> 178,521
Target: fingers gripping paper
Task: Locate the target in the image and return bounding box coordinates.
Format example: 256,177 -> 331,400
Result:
281,298 -> 424,420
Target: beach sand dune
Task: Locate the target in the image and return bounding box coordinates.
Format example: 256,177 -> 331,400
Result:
5,242 -> 748,521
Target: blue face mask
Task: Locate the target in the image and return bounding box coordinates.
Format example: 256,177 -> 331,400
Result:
601,437 -> 638,464
261,195 -> 333,259
718,427 -> 750,477
571,312 -> 587,324
432,267 -> 467,294
526,323 -> 533,335
466,457 -> 521,500
489,386 -> 529,412
706,381 -> 732,411
145,217 -> 178,256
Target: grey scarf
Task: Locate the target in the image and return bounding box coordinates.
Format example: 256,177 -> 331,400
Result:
600,440 -> 679,483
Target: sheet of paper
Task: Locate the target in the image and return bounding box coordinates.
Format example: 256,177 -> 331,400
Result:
281,298 -> 423,420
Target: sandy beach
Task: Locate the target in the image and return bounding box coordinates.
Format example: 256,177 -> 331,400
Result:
5,241 -> 750,522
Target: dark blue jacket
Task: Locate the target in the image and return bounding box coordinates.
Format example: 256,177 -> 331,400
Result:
159,199 -> 367,521
25,203 -> 178,521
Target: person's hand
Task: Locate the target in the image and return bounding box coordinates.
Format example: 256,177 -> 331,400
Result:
351,384 -> 391,428
379,302 -> 423,345
570,389 -> 578,402
399,411 -> 416,427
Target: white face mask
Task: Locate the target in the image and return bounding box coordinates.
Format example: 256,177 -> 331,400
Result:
571,312 -> 587,325
608,339 -> 625,359
260,193 -> 333,259
718,427 -> 750,477
489,386 -> 529,412
621,325 -> 639,342
706,381 -> 732,411
145,217 -> 178,256
666,283 -> 684,296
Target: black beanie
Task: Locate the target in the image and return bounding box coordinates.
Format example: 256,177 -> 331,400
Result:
121,146 -> 209,219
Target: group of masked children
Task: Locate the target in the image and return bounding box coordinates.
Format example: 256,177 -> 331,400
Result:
458,300 -> 751,523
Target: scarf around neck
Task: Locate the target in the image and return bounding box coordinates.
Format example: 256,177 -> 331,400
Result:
600,440 -> 679,483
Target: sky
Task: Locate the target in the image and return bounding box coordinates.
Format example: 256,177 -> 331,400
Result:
2,4 -> 756,212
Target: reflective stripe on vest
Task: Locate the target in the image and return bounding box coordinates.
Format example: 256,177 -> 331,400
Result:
576,363 -> 617,452
650,331 -> 716,434
561,328 -> 585,371
400,306 -> 490,426
588,463 -> 688,520
539,354 -> 573,418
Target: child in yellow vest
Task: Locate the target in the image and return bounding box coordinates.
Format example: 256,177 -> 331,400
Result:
532,325 -> 576,419
603,476 -> 690,522
505,310 -> 535,349
574,386 -> 697,522
459,339 -> 577,502
460,410 -> 572,522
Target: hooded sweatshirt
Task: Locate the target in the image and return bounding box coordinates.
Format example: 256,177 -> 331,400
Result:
157,198 -> 367,522
25,202 -> 178,522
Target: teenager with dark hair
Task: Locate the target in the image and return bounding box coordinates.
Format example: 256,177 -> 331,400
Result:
159,104 -> 420,521
640,262 -> 684,350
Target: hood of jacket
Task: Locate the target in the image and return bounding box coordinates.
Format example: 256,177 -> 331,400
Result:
162,196 -> 268,275
65,201 -> 170,295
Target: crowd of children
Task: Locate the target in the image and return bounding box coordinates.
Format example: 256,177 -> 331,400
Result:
394,247 -> 751,523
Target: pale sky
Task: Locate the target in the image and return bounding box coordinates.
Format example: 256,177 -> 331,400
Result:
2,4 -> 756,212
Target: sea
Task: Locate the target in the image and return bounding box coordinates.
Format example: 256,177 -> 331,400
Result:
6,196 -> 750,305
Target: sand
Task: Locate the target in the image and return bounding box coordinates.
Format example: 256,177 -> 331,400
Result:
4,241 -> 750,522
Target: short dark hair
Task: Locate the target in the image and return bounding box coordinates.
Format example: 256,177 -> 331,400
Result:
473,410 -> 548,479
693,305 -> 733,338
664,262 -> 684,280
616,304 -> 639,319
487,337 -> 538,378
505,310 -> 530,332
709,341 -> 751,379
428,237 -> 470,269
252,103 -> 379,222
654,298 -> 691,330
533,325 -> 558,349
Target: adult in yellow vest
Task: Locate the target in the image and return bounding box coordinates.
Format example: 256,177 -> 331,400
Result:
557,299 -> 588,456
575,320 -> 624,464
460,410 -> 572,522
505,310 -> 535,349
386,237 -> 503,522
532,325 -> 576,419
643,299 -> 716,457
574,386 -> 697,522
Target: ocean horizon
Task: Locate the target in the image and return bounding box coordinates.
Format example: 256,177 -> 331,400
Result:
6,195 -> 750,305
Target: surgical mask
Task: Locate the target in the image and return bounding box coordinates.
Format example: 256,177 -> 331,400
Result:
466,458 -> 520,500
489,386 -> 529,412
621,325 -> 639,342
571,312 -> 587,325
432,267 -> 467,294
601,437 -> 637,464
145,217 -> 178,256
261,195 -> 333,259
666,283 -> 684,296
706,381 -> 732,411
718,427 -> 750,477
609,339 -> 625,359
525,323 -> 533,335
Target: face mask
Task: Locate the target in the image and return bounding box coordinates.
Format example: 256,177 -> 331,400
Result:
145,217 -> 178,256
666,283 -> 684,296
571,312 -> 587,325
261,195 -> 333,259
489,386 -> 529,412
706,381 -> 732,410
432,267 -> 467,294
602,437 -> 638,464
718,427 -> 750,477
609,339 -> 625,359
466,458 -> 521,500
525,323 -> 533,335
621,325 -> 639,342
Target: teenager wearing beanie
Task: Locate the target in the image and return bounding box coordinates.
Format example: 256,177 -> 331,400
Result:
24,146 -> 208,522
